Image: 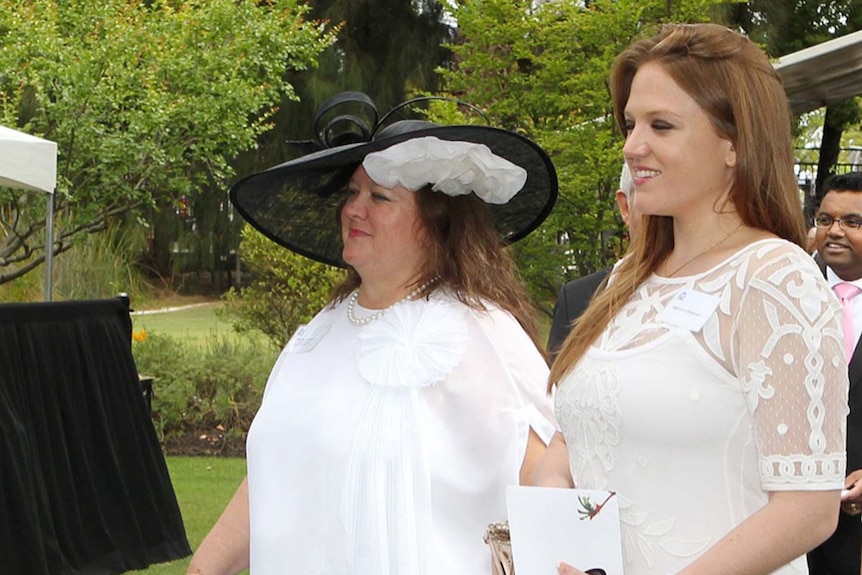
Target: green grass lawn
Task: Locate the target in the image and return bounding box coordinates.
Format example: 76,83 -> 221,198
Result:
131,302 -> 270,350
132,303 -> 232,345
127,456 -> 249,575
130,305 -> 254,574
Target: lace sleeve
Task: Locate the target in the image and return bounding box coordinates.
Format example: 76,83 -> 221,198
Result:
732,249 -> 848,491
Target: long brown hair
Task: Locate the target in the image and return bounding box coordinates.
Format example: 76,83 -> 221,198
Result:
332,185 -> 547,359
549,23 -> 805,388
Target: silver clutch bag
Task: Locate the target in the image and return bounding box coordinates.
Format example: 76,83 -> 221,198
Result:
484,521 -> 514,575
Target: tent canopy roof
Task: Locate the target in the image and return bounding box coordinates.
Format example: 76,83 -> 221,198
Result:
774,29 -> 862,116
0,125 -> 57,194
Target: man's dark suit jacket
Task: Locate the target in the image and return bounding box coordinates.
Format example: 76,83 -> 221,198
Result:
808,258 -> 862,575
547,269 -> 609,360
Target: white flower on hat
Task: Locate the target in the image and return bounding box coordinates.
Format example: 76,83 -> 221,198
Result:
362,136 -> 528,204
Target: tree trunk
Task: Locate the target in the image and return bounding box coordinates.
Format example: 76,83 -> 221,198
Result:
811,104 -> 845,218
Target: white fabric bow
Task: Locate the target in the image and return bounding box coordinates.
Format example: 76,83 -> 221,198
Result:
362,136 -> 528,204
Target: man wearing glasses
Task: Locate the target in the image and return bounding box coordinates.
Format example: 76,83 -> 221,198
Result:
809,171 -> 862,575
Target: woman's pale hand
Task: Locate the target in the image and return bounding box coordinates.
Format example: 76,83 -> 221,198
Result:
558,564 -> 610,575
557,562 -> 588,575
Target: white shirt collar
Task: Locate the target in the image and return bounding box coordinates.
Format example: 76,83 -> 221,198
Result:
826,266 -> 862,290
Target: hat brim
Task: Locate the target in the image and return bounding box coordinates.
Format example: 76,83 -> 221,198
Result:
229,125 -> 558,267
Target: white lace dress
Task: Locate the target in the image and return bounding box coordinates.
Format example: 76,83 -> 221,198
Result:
555,239 -> 849,575
246,290 -> 556,575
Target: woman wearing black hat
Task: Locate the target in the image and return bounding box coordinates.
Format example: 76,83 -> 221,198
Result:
187,95 -> 559,575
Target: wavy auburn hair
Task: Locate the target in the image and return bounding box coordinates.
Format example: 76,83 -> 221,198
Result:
549,23 -> 805,389
332,186 -> 547,360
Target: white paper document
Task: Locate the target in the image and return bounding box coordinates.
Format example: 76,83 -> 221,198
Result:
506,485 -> 624,575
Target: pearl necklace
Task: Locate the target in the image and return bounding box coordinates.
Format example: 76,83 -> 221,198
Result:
347,276 -> 441,327
665,223 -> 744,278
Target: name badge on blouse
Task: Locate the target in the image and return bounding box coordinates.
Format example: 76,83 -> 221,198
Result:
287,323 -> 330,354
656,287 -> 720,332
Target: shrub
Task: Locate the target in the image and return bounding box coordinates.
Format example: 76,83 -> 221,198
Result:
53,224 -> 150,300
0,223 -> 151,302
219,225 -> 346,348
0,271 -> 42,301
132,330 -> 277,451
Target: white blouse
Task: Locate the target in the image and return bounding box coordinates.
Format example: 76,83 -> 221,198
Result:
555,239 -> 849,575
246,290 -> 555,575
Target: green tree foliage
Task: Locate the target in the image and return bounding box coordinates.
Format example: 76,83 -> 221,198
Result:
724,0 -> 862,214
219,226 -> 346,348
236,0 -> 455,175
442,0 -> 728,309
187,0 -> 454,295
0,0 -> 335,284
727,0 -> 862,53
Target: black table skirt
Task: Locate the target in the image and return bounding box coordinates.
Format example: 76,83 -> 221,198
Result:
0,298 -> 191,574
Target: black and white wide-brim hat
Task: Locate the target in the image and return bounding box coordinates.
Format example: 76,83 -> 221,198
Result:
229,94 -> 558,268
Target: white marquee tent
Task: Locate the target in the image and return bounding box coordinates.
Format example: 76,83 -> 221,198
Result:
0,125 -> 58,301
774,28 -> 862,116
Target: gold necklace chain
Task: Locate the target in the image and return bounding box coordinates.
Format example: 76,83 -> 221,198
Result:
665,223 -> 744,278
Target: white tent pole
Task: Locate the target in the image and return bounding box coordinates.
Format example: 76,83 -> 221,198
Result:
44,191 -> 55,302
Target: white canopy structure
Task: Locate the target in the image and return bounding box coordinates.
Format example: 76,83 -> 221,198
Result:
774,28 -> 862,116
0,125 -> 58,300
0,126 -> 57,193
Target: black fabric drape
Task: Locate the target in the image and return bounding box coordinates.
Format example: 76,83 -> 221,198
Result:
0,298 -> 191,574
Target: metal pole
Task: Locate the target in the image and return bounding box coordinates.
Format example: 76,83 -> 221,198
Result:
43,191 -> 55,301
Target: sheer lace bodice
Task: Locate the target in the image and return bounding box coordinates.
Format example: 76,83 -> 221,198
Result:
555,239 -> 848,574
